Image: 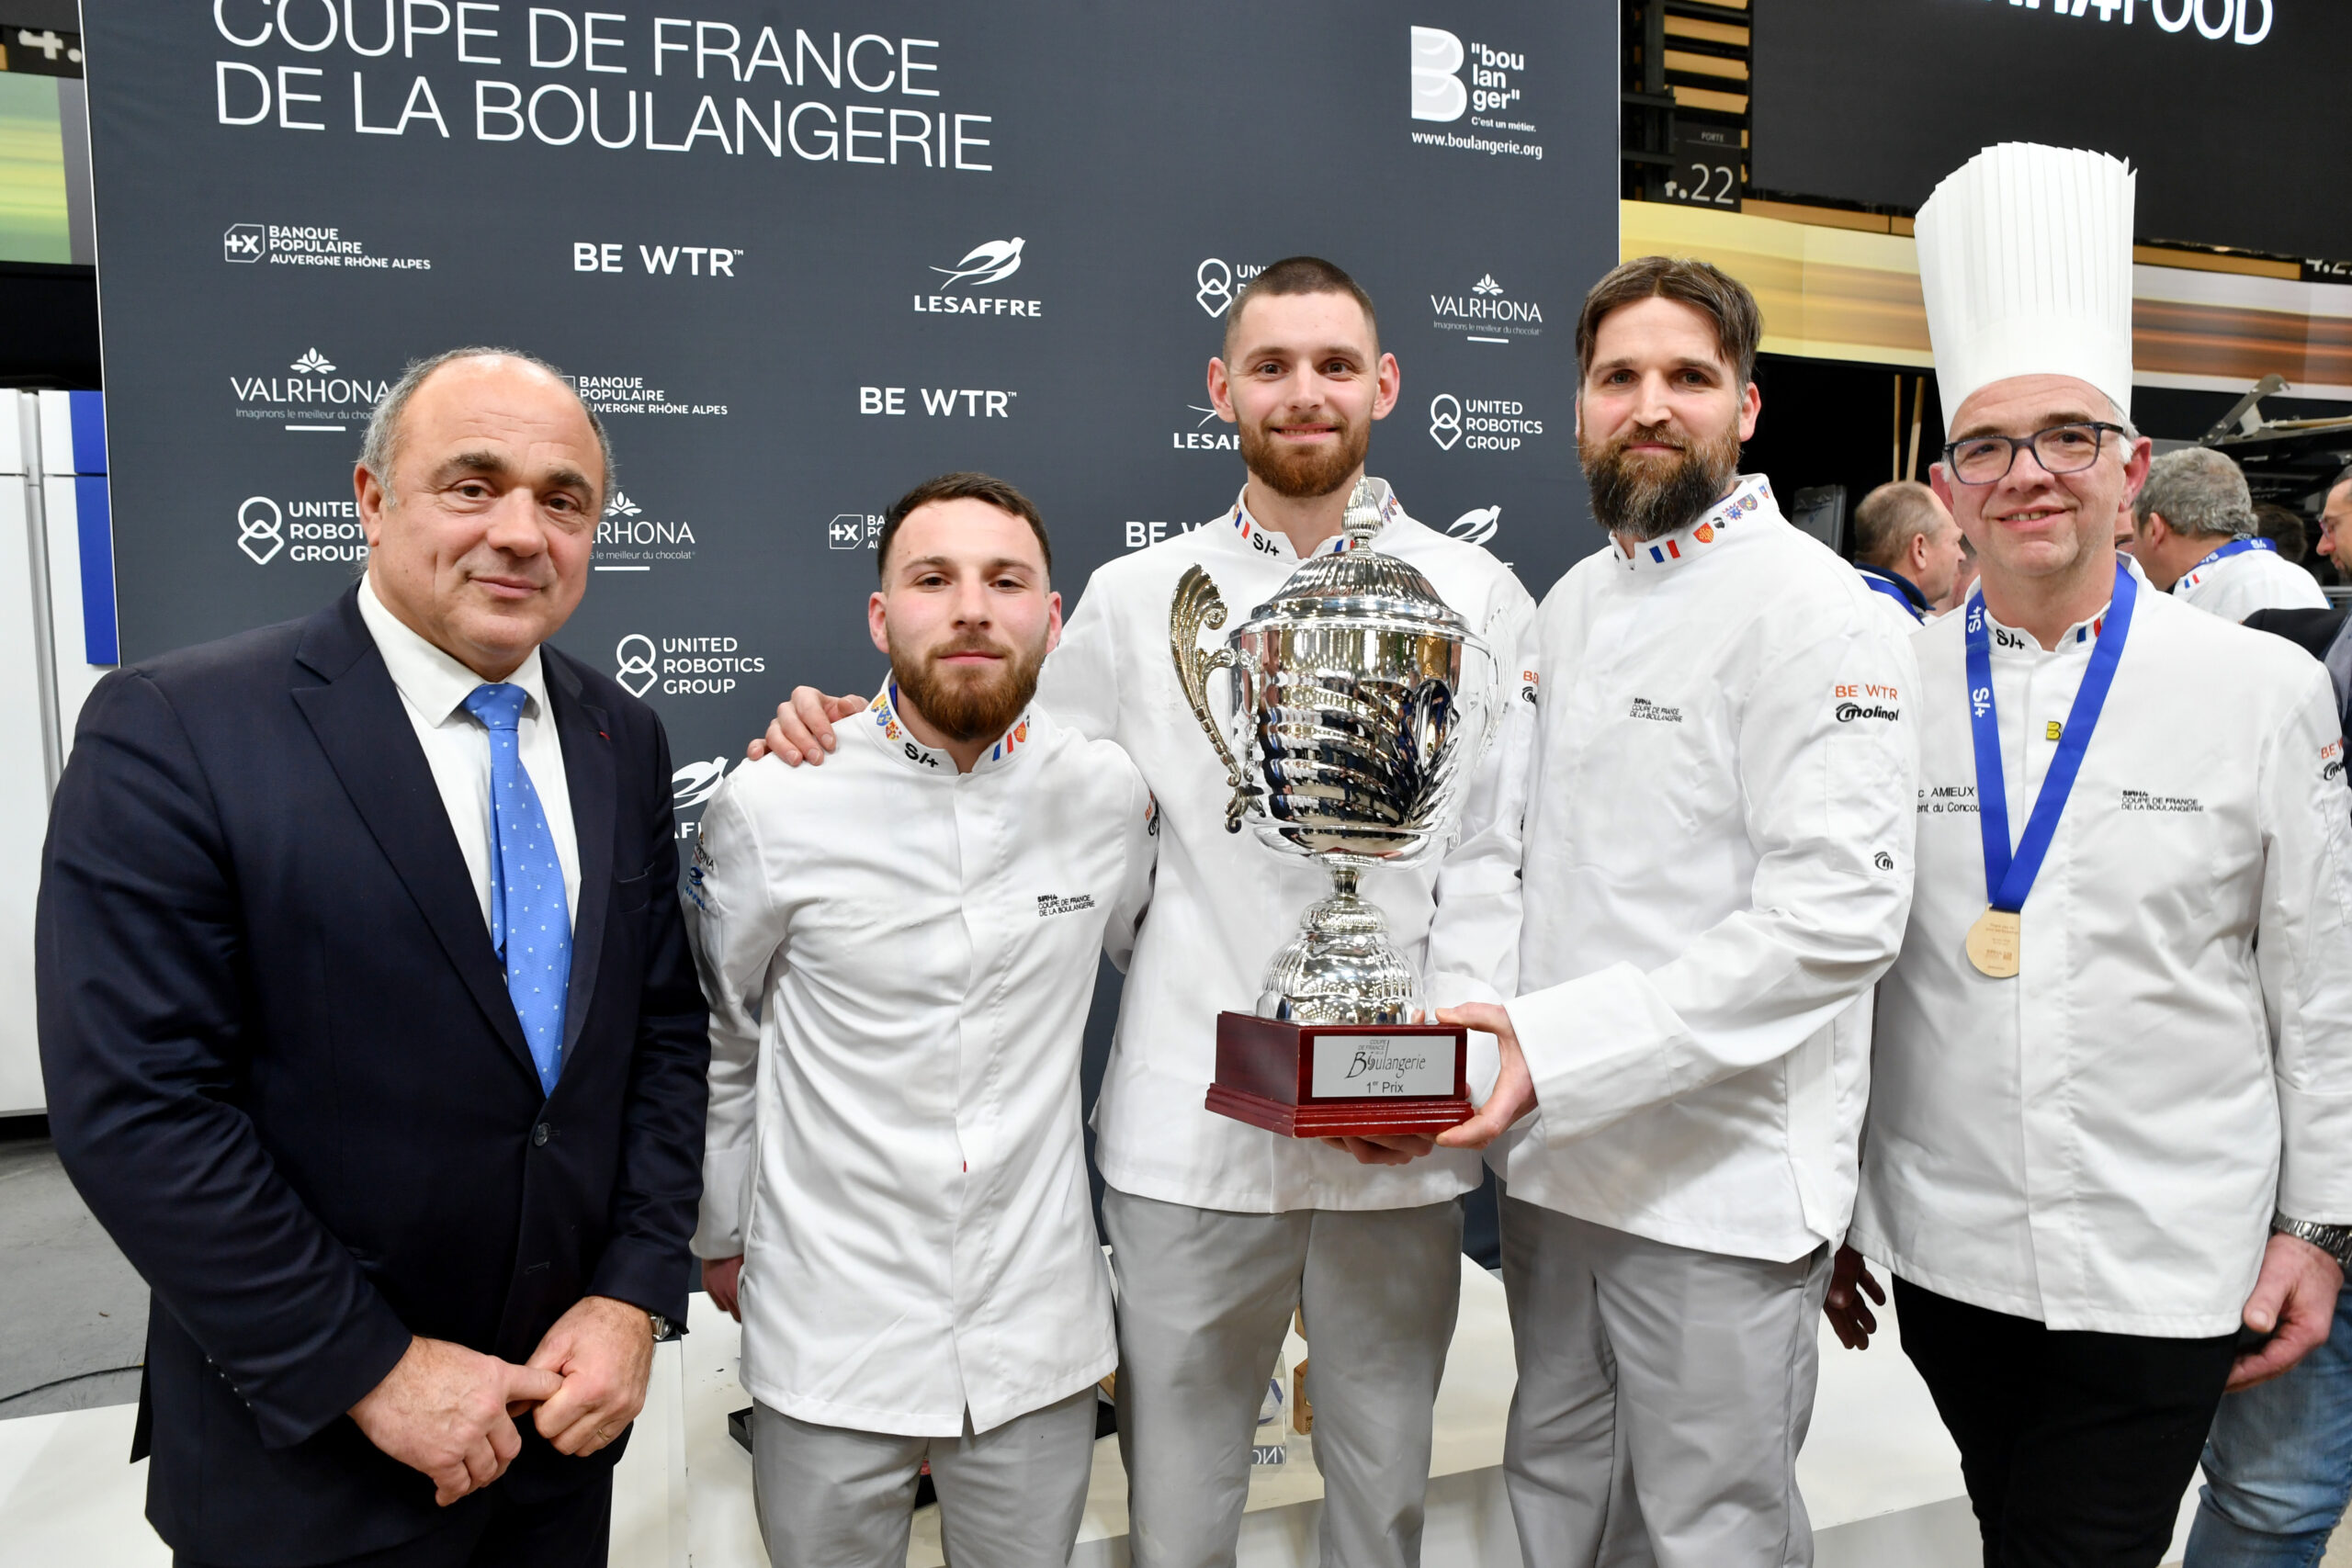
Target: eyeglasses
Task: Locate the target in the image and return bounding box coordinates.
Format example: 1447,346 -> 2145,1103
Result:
1940,422 -> 2129,486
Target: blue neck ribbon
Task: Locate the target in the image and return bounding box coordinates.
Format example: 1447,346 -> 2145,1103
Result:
1963,559 -> 2138,913
2188,536 -> 2276,574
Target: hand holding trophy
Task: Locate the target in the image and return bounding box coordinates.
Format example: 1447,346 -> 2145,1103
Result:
1171,479 -> 1490,1137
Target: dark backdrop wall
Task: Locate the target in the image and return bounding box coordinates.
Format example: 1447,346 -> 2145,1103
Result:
1752,0 -> 2352,263
82,1 -> 1619,845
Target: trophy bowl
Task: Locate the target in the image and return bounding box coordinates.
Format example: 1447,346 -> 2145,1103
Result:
1171,479 -> 1489,1137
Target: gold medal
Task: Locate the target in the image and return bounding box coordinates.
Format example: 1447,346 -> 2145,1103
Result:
1965,907 -> 2021,979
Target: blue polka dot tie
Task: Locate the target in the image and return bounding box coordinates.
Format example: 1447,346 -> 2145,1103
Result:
464,682 -> 571,1095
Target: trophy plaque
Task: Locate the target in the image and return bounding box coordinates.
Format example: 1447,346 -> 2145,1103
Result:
1171,479 -> 1488,1138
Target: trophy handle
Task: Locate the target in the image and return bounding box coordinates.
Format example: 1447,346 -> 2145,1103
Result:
1170,564 -> 1256,833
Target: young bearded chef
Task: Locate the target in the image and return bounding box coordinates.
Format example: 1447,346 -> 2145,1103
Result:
688,474 -> 1157,1568
752,258 -> 1533,1568
1826,143 -> 2352,1567
1433,256 -> 1921,1566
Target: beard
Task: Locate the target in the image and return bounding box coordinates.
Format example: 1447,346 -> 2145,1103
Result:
1238,410 -> 1373,500
889,627 -> 1048,745
1580,415 -> 1745,542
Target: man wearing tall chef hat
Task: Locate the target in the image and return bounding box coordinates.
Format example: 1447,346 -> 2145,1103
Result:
1826,143 -> 2352,1566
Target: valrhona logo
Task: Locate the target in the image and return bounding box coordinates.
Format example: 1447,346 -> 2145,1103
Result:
1430,274 -> 1545,341
232,348 -> 391,423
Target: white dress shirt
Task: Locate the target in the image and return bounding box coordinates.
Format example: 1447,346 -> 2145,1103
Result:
688,687 -> 1156,1435
1040,479 -> 1535,1215
1851,577 -> 2352,1336
356,576 -> 579,932
1487,477 -> 1921,1264
2175,541 -> 2329,622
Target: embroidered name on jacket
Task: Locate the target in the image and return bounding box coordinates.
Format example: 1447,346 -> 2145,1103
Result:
2120,788 -> 2204,814
1036,893 -> 1097,918
1628,697 -> 1683,724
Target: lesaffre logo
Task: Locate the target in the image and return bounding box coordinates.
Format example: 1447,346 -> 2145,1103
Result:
222,220 -> 431,270
1431,273 -> 1545,344
616,632 -> 766,698
829,511 -> 884,550
1408,27 -> 1543,159
594,491 -> 696,572
1170,401 -> 1238,454
914,236 -> 1041,317
1195,257 -> 1265,319
1447,505 -> 1500,546
1428,391 -> 1544,452
232,348 -> 391,434
236,494 -> 368,565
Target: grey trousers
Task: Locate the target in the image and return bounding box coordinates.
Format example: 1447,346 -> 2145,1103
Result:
750,1389 -> 1098,1568
1498,1198 -> 1832,1568
1101,1188 -> 1464,1568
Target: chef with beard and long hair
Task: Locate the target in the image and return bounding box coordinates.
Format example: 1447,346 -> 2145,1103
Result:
685,472 -> 1158,1568
748,257 -> 1532,1568
1434,256 -> 1920,1567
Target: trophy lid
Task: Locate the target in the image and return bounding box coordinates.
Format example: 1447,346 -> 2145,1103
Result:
1237,479 -> 1476,640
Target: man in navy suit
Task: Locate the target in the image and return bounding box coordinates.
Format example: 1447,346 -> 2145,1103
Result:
36,347 -> 709,1567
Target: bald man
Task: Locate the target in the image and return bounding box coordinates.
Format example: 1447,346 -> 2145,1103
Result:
38,348 -> 708,1568
1851,479 -> 1963,628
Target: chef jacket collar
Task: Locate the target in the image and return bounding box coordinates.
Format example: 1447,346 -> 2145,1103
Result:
862,681 -> 1035,777
1972,556 -> 2150,657
1614,473 -> 1776,575
1218,476 -> 1404,564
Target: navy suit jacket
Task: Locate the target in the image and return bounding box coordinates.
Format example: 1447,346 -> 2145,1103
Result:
35,587 -> 709,1564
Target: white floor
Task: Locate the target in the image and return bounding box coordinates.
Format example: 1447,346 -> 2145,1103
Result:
0,1258 -> 2228,1566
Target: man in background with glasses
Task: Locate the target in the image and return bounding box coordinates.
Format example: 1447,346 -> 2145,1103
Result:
1824,144 -> 2352,1567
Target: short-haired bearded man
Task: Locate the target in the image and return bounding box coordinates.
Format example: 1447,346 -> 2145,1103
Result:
1830,144 -> 2352,1568
1430,255 -> 1920,1566
687,473 -> 1158,1568
748,258 -> 1534,1568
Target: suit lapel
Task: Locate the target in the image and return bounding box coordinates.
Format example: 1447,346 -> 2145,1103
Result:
289,591 -> 540,1089
547,650 -> 615,1065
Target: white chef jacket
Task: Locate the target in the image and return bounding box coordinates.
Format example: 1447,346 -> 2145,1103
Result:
1043,478 -> 1535,1213
1851,579 -> 2352,1336
687,686 -> 1156,1434
2174,540 -> 2328,623
355,575 -> 580,932
1487,476 -> 1921,1264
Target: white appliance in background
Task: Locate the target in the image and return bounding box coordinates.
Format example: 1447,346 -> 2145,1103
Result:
0,388 -> 115,1117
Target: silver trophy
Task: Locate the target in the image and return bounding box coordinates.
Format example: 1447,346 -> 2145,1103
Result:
1172,479 -> 1490,1135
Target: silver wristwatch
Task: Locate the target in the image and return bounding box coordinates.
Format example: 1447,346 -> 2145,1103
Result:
2273,1212 -> 2352,1272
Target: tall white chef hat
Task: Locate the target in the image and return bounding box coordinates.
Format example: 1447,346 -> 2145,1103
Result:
1915,142 -> 2136,420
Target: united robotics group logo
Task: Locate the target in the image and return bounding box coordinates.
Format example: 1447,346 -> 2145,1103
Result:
1194,257 -> 1265,319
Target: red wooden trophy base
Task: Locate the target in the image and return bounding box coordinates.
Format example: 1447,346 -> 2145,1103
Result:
1204,1012 -> 1473,1138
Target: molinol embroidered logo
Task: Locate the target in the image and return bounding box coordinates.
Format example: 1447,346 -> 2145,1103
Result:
915,237 -> 1041,317
1194,257 -> 1264,318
